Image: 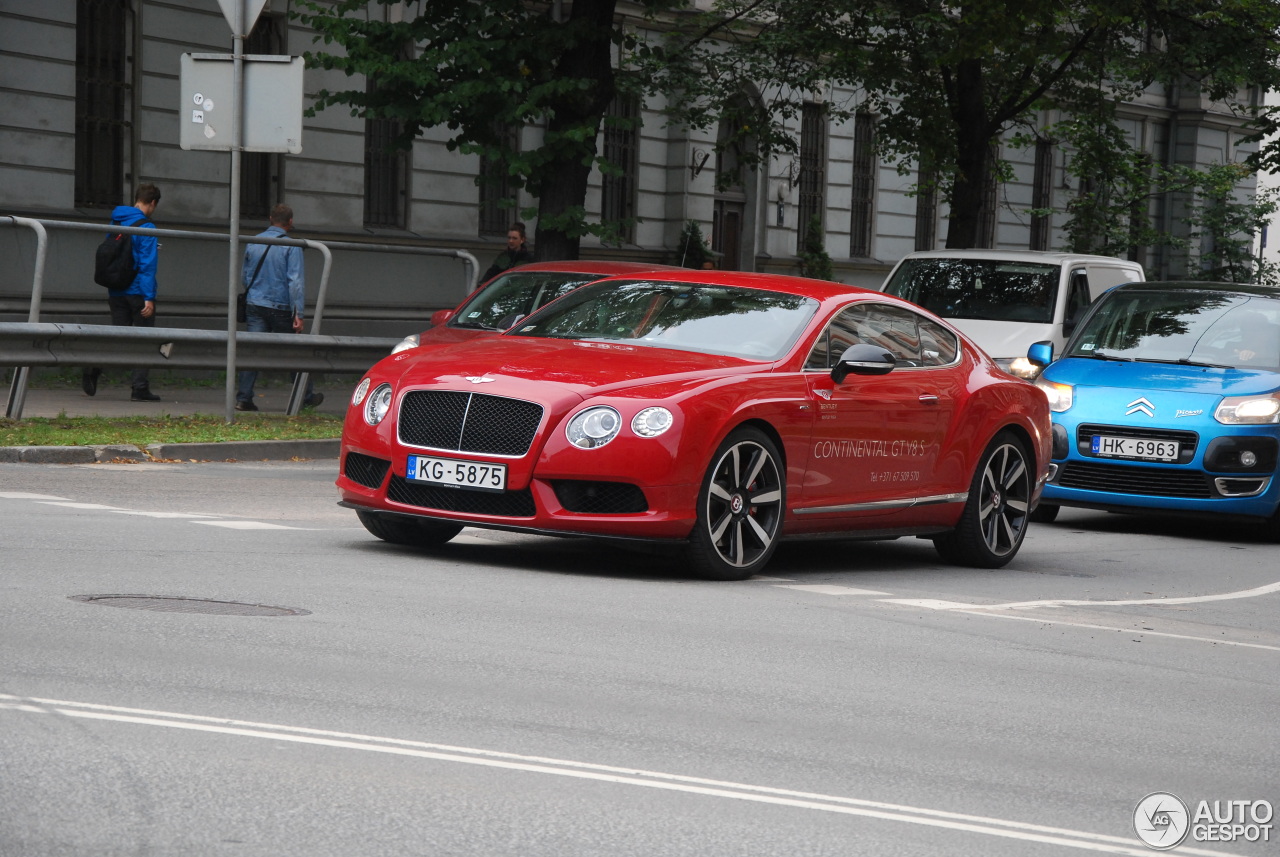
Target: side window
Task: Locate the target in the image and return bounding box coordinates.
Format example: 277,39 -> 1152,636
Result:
1066,270 -> 1091,325
805,305 -> 865,370
860,305 -> 922,364
806,304 -> 944,369
918,317 -> 959,366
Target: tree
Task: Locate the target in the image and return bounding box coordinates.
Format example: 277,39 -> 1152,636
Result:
662,0 -> 1280,249
797,214 -> 833,280
677,221 -> 711,269
296,0 -> 676,261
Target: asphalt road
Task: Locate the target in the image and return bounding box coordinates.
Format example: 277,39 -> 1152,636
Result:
1,459 -> 1276,856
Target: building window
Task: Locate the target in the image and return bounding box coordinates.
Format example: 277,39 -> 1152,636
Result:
914,168 -> 938,251
601,95 -> 639,243
75,0 -> 130,209
241,14 -> 286,220
797,102 -> 828,250
1030,139 -> 1053,251
479,122 -> 520,236
849,112 -> 876,258
363,84 -> 408,229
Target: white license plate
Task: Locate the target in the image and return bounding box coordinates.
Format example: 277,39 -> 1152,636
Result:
406,454 -> 507,492
1090,435 -> 1180,461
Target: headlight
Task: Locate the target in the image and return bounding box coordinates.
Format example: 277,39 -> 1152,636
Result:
566,406 -> 621,449
391,333 -> 419,355
632,407 -> 673,438
1215,394 -> 1280,424
1005,357 -> 1042,380
364,383 -> 393,426
352,377 -> 372,406
1036,378 -> 1073,412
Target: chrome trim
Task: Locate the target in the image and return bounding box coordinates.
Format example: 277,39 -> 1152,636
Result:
1045,463 -> 1058,482
1214,476 -> 1270,498
793,491 -> 968,515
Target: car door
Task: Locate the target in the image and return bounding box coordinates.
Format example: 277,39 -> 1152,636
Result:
796,303 -> 958,522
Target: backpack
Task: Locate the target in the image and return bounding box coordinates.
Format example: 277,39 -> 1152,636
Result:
94,219 -> 151,289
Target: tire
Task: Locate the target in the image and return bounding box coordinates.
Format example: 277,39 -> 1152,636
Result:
933,432 -> 1033,568
684,427 -> 786,580
357,510 -> 463,547
1029,502 -> 1060,523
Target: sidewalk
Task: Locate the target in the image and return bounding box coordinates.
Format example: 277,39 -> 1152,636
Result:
3,380 -> 349,463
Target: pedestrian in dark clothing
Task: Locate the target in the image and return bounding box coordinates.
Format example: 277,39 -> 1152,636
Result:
481,222 -> 532,281
83,183 -> 162,401
236,204 -> 323,412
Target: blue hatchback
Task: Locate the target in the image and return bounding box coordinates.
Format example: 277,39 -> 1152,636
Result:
1028,281 -> 1280,535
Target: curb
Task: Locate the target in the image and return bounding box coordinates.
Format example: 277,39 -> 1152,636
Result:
0,438 -> 340,463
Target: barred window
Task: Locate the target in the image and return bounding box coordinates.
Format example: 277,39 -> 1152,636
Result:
363,92 -> 408,228
797,103 -> 827,250
849,113 -> 875,257
601,95 -> 639,243
241,14 -> 286,219
75,0 -> 130,208
914,167 -> 938,251
479,122 -> 520,236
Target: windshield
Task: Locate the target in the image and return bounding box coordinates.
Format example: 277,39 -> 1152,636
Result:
1068,288 -> 1280,371
449,271 -> 604,330
508,280 -> 819,360
883,258 -> 1060,323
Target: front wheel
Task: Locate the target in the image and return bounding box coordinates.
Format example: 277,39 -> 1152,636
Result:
684,427 -> 786,580
357,510 -> 463,547
933,432 -> 1032,568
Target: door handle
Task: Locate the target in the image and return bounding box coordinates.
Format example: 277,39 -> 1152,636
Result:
919,394 -> 939,404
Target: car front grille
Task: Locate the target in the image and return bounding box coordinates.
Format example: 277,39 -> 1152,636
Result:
552,480 -> 648,514
399,390 -> 544,456
387,475 -> 536,517
343,451 -> 390,489
1056,461 -> 1213,499
1076,423 -> 1198,464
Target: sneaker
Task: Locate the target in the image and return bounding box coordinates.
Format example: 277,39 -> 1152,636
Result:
235,399 -> 259,412
82,368 -> 101,397
303,392 -> 325,408
131,388 -> 161,402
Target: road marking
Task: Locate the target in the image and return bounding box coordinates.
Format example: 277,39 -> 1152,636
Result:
2,494 -> 305,530
192,520 -> 304,530
775,584 -> 890,596
884,579 -> 1280,611
109,510 -> 218,519
0,492 -> 69,500
38,501 -> 126,511
0,695 -> 1243,857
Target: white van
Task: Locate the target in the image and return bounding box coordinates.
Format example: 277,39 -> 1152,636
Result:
878,250 -> 1145,377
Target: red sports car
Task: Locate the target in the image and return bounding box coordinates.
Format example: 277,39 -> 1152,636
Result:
339,270 -> 1052,579
391,260 -> 682,354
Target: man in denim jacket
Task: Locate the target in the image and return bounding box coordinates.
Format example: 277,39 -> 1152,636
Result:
235,204 -> 322,411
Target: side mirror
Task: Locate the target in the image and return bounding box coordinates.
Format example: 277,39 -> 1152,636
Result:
832,344 -> 896,384
430,309 -> 454,327
1027,340 -> 1054,368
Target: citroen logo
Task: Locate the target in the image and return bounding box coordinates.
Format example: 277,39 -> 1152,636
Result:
1126,397 -> 1155,417
465,376 -> 495,384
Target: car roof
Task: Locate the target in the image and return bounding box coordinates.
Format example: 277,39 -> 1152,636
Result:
1107,280 -> 1280,299
495,260 -> 684,276
894,249 -> 1143,267
590,268 -> 882,302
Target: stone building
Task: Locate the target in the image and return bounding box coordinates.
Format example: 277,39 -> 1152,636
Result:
0,0 -> 1261,338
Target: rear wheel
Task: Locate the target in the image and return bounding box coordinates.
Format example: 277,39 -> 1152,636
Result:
1029,502 -> 1060,523
356,510 -> 463,547
933,432 -> 1032,568
684,428 -> 785,581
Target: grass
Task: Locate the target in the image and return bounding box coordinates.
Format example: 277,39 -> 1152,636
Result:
0,412 -> 343,447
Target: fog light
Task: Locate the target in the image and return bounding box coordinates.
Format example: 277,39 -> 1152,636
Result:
1241,450 -> 1258,467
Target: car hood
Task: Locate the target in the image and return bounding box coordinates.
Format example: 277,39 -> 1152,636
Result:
384,336 -> 764,399
1045,358 -> 1280,396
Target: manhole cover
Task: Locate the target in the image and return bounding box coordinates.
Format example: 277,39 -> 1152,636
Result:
69,595 -> 310,617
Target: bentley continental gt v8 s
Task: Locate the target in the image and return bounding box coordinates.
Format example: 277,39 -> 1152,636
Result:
339,270 -> 1053,579
1029,280 -> 1280,535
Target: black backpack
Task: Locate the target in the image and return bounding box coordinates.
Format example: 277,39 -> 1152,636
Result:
94,219 -> 151,289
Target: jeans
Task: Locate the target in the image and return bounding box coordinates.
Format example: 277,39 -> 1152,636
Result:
108,293 -> 154,392
236,304 -> 315,404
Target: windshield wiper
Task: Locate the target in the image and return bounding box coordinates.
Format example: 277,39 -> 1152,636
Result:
1079,350 -> 1134,361
1141,357 -> 1235,369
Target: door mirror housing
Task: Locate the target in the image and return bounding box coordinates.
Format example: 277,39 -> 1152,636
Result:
832,344 -> 896,384
1027,340 -> 1054,368
430,309 -> 455,327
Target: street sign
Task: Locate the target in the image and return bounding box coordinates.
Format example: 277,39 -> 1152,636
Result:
179,53 -> 304,153
216,0 -> 269,34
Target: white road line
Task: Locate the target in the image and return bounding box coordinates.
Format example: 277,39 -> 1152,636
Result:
37,501 -> 126,511
109,510 -> 218,519
775,584 -> 891,596
899,579 -> 1280,611
0,695 -> 1244,857
192,520 -> 304,530
0,492 -> 70,500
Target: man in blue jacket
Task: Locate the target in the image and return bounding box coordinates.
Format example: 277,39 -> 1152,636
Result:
82,183 -> 163,401
236,204 -> 322,411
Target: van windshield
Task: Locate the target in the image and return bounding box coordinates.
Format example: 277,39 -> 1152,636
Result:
883,258 -> 1060,323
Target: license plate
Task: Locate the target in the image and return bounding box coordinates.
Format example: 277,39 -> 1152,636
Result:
406,454 -> 506,492
1090,435 -> 1180,461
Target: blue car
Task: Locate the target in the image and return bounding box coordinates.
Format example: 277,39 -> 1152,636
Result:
1028,281 -> 1280,535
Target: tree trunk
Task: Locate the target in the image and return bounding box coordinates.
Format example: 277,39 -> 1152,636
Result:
945,58 -> 991,250
531,0 -> 619,262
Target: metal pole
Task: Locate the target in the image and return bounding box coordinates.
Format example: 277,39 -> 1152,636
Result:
225,0 -> 246,423
3,216 -> 49,419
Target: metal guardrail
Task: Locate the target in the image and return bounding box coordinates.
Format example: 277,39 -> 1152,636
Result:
1,214 -> 479,420
2,323 -> 398,420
